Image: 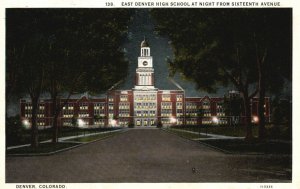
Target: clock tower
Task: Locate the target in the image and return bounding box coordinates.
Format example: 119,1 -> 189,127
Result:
134,37 -> 155,89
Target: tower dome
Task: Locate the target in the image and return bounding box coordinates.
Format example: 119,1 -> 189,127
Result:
141,37 -> 149,47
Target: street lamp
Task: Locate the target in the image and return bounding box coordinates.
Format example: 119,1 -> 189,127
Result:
22,119 -> 31,130
109,119 -> 117,127
212,116 -> 219,124
252,116 -> 259,124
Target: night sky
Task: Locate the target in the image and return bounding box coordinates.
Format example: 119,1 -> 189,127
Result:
6,9 -> 291,117
118,9 -> 232,95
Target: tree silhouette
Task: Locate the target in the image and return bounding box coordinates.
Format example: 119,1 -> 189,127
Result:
152,9 -> 291,140
6,9 -> 134,146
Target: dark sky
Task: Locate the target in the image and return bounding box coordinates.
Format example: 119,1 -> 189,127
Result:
7,9 -> 230,117
118,9 -> 232,96
6,9 -> 291,117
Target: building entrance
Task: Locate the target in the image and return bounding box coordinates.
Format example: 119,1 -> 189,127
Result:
135,118 -> 156,127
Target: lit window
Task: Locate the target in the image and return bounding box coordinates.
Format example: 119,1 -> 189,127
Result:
162,94 -> 171,101
176,95 -> 183,101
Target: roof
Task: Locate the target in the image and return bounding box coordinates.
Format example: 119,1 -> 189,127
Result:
141,39 -> 149,47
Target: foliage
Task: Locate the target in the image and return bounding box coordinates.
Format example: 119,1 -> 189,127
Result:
223,95 -> 242,117
6,115 -> 28,146
156,121 -> 163,128
6,9 -> 134,144
151,9 -> 291,139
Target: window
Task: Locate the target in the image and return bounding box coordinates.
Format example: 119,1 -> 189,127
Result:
162,94 -> 171,101
79,103 -> 88,110
63,120 -> 73,126
202,100 -> 210,109
202,118 -> 212,125
63,103 -> 74,118
203,109 -> 211,117
119,102 -> 130,110
94,103 -> 105,117
120,95 -> 128,102
186,118 -> 197,125
119,109 -> 130,117
161,109 -> 172,117
37,120 -> 45,126
176,95 -> 183,101
176,109 -> 183,117
161,102 -> 172,109
176,102 -> 183,109
108,103 -> 114,110
94,119 -> 105,126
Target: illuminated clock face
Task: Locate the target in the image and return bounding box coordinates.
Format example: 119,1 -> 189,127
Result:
143,61 -> 148,66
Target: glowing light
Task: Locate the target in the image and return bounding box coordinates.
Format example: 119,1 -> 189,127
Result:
77,119 -> 86,128
252,116 -> 259,123
212,116 -> 219,124
169,117 -> 177,124
109,119 -> 117,127
22,119 -> 31,129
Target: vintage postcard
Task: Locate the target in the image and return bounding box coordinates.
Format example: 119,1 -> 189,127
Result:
1,0 -> 298,189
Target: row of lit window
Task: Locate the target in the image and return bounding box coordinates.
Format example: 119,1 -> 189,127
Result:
186,104 -> 197,109
119,121 -> 129,126
162,95 -> 171,101
25,106 -> 45,110
217,113 -> 225,116
161,102 -> 172,109
37,122 -> 45,126
63,110 -> 74,116
95,113 -> 105,117
135,105 -> 156,109
134,94 -> 156,101
94,106 -> 105,110
202,105 -> 210,109
161,118 -> 172,125
176,95 -> 183,102
176,102 -> 183,109
202,120 -> 212,124
186,113 -> 198,117
63,106 -> 74,110
94,120 -> 105,126
79,106 -> 88,110
119,113 -> 130,117
78,113 -> 89,118
63,114 -> 73,118
186,120 -> 197,125
120,95 -> 128,102
176,113 -> 183,117
119,103 -> 130,110
135,113 -> 156,117
25,114 -> 45,118
161,113 -> 172,117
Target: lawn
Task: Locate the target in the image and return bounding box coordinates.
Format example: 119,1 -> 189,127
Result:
6,126 -> 121,146
169,125 -> 259,137
165,128 -> 210,140
201,139 -> 292,154
6,142 -> 80,155
65,130 -> 122,142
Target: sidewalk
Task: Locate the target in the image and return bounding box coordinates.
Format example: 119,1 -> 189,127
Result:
6,128 -> 124,150
169,128 -> 244,140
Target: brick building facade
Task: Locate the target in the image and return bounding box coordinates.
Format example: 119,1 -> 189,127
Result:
20,39 -> 270,128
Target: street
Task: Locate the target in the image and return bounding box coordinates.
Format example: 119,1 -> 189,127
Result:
6,129 -> 291,182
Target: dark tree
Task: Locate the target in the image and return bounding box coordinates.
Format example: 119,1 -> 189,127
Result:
151,9 -> 291,140
6,9 -> 134,145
